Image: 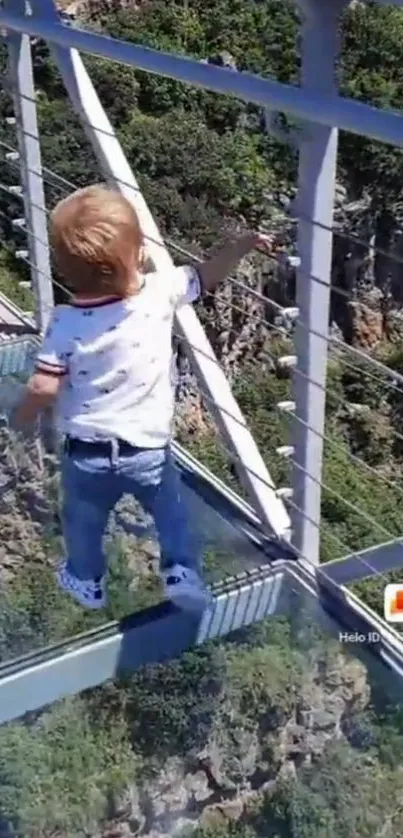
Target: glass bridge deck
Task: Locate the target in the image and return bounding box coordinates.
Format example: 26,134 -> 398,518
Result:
1,558 -> 403,837
0,343 -> 403,837
2,0 -> 403,831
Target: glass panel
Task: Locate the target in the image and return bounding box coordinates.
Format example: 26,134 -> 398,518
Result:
0,37 -> 280,665
0,365 -> 265,663
1,578 -> 402,837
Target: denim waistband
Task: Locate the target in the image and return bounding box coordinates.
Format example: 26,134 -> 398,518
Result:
63,435 -> 136,458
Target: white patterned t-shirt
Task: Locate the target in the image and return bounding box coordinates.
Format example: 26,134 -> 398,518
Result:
35,265 -> 201,448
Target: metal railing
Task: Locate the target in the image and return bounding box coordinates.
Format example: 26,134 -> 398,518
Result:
1,0 -> 403,594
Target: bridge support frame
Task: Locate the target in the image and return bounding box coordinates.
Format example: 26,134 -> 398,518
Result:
290,0 -> 347,564
4,0 -> 53,332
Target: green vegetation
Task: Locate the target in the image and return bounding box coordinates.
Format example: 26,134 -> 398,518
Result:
0,249 -> 33,310
0,1 -> 403,836
1,613 -> 403,838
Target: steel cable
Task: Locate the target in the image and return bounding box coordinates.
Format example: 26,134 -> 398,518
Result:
0,125 -> 402,598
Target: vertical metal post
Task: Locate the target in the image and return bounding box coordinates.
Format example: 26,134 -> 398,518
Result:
291,0 -> 345,564
5,0 -> 53,332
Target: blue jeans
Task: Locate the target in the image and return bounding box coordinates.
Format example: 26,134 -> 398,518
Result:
61,442 -> 200,581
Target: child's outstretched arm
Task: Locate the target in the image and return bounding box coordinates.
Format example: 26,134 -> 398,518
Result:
197,231 -> 274,294
13,306 -> 69,430
13,371 -> 63,429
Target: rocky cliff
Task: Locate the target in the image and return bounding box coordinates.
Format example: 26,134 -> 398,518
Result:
98,648 -> 375,838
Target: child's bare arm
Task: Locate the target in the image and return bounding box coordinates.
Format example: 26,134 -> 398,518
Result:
13,372 -> 63,429
197,232 -> 274,294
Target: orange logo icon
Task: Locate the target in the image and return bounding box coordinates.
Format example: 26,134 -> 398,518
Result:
384,584 -> 403,623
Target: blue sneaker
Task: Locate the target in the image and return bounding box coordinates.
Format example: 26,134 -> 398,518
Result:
56,562 -> 106,609
162,563 -> 212,613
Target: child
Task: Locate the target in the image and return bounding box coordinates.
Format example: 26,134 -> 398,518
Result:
15,185 -> 273,612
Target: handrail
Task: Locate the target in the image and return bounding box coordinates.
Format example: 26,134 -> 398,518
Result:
0,5 -> 402,147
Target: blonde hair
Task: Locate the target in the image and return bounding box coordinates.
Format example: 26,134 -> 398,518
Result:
50,184 -> 144,297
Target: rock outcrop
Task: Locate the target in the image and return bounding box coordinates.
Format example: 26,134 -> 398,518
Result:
95,651 -> 371,838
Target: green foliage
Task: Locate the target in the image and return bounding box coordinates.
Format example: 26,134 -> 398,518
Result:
232,364 -> 290,486
340,3 -> 403,207
98,0 -> 300,83
320,431 -> 403,560
225,639 -> 303,730
250,739 -> 403,838
0,696 -> 138,837
0,249 -> 33,310
124,644 -> 225,761
119,109 -> 276,245
37,96 -> 98,199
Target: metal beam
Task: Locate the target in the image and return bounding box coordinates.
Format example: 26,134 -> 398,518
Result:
318,538 -> 403,585
37,12 -> 290,540
0,570 -> 284,724
291,0 -> 343,563
5,0 -> 53,332
2,555 -> 403,724
1,6 -> 403,147
0,290 -> 36,331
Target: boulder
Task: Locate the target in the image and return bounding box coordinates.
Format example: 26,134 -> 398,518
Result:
143,758 -> 190,820
200,798 -> 244,828
198,725 -> 260,791
183,771 -> 211,803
